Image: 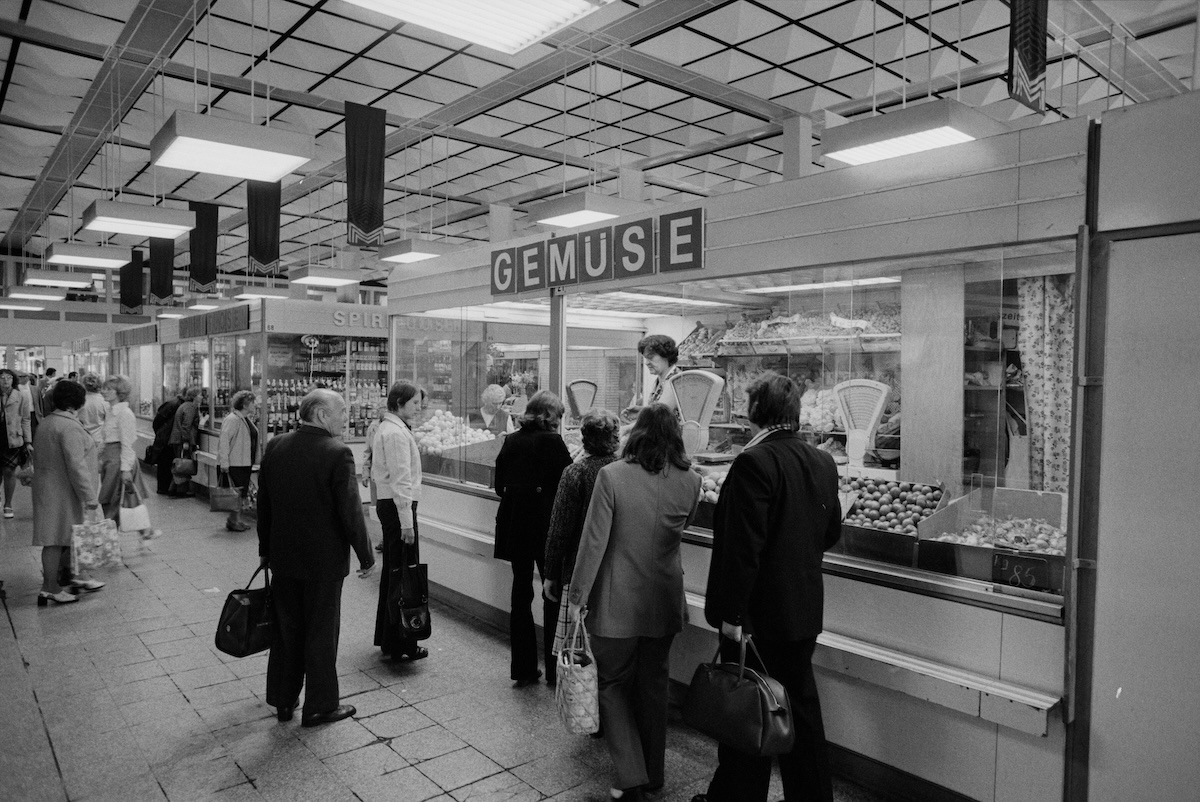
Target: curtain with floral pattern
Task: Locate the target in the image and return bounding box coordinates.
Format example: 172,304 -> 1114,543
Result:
1017,274 -> 1075,493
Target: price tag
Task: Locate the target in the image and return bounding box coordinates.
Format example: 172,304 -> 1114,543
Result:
991,549 -> 1052,591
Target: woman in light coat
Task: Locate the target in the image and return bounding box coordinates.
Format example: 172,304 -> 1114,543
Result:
98,375 -> 158,542
76,372 -> 107,449
217,390 -> 260,531
32,380 -> 104,604
1,367 -> 33,519
372,381 -> 428,661
568,403 -> 702,802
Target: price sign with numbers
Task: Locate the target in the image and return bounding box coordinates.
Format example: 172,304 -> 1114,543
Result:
991,549 -> 1052,591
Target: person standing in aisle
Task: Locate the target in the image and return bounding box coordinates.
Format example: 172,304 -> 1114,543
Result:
97,376 -> 160,544
0,368 -> 33,520
77,373 -> 107,453
493,390 -> 572,687
34,368 -> 56,423
168,387 -> 201,496
258,388 -> 375,726
31,379 -> 105,604
217,390 -> 260,532
151,388 -> 185,495
371,381 -> 429,662
691,372 -> 843,802
567,404 -> 702,802
360,399 -> 388,538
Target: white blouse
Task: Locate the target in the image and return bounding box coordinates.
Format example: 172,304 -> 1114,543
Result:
102,401 -> 138,471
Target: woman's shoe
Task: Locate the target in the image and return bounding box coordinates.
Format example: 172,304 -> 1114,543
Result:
393,647 -> 429,662
37,590 -> 78,606
225,520 -> 251,532
3,507 -> 13,519
141,528 -> 161,540
513,670 -> 542,688
69,578 -> 106,593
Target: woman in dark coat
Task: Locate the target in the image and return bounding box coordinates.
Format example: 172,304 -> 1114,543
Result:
493,389 -> 572,686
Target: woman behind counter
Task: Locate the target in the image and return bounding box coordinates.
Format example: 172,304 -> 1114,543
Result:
32,379 -> 105,604
567,403 -> 702,802
493,389 -> 572,687
621,335 -> 681,423
469,384 -> 514,435
217,390 -> 260,532
372,381 -> 429,662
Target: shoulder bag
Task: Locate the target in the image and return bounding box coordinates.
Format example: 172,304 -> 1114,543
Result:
682,635 -> 795,757
210,469 -> 242,512
215,565 -> 277,657
388,539 -> 431,640
118,482 -> 152,532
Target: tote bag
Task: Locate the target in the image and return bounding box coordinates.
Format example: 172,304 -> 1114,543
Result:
215,565 -> 277,657
388,540 -> 431,640
210,470 -> 241,512
555,613 -> 599,735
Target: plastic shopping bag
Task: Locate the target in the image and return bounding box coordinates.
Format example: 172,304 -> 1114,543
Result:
72,518 -> 122,569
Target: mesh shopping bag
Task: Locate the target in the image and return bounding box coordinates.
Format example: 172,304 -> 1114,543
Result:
555,612 -> 600,735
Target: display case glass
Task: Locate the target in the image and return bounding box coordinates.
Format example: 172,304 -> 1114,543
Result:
162,340 -> 210,426
551,240 -> 1077,598
210,334 -> 263,423
112,344 -> 161,417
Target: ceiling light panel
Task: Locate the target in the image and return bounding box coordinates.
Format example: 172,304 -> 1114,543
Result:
44,243 -> 129,269
151,111 -> 315,182
342,0 -> 617,55
83,200 -> 196,239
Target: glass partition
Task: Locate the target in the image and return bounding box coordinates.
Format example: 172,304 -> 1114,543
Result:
112,344 -> 161,417
211,334 -> 263,424
262,333 -> 386,440
162,340 -> 210,425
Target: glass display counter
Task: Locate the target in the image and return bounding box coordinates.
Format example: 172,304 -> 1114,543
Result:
262,332 -> 387,438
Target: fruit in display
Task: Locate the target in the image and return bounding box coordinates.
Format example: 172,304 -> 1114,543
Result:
413,410 -> 494,455
839,478 -> 943,535
932,516 -> 1066,556
697,469 -> 729,505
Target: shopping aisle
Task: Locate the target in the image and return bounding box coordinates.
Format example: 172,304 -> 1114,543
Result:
0,477 -> 884,802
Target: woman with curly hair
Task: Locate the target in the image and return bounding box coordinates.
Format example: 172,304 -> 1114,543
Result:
217,390 -> 260,531
493,389 -> 572,687
99,375 -> 159,543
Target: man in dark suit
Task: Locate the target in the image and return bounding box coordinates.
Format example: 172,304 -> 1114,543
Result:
694,372 -> 842,802
258,388 -> 375,727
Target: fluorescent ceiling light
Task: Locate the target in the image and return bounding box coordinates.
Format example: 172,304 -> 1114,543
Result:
528,191 -> 651,228
288,265 -> 360,287
83,199 -> 196,239
743,277 -> 902,294
23,268 -> 97,288
151,110 -> 314,182
378,238 -> 461,263
44,243 -> 129,269
234,286 -> 291,300
9,291 -> 66,301
0,302 -> 45,311
823,99 -> 1008,166
157,312 -> 186,319
600,291 -> 730,308
188,302 -> 221,310
342,0 -> 616,55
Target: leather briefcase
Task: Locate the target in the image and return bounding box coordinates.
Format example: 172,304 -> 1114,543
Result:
215,565 -> 277,657
682,636 -> 795,757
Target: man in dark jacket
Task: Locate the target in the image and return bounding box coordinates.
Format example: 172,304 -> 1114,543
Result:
258,388 -> 375,727
151,389 -> 185,495
694,372 -> 842,802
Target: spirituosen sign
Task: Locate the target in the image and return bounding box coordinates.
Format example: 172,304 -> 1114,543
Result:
490,208 -> 703,296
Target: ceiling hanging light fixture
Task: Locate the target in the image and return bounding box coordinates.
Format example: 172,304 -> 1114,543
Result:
287,264 -> 360,287
379,133 -> 463,262
83,199 -> 196,239
340,0 -> 616,55
42,244 -> 129,270
233,285 -> 290,300
8,290 -> 67,301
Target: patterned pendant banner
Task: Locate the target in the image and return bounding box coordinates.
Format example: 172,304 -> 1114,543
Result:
345,102 -> 386,246
149,237 -> 174,304
120,249 -> 144,315
189,201 -> 218,293
248,180 -> 281,275
1008,0 -> 1049,113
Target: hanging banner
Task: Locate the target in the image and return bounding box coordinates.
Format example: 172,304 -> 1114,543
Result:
247,180 -> 281,275
189,201 -> 218,293
1008,0 -> 1049,113
120,249 -> 144,315
345,102 -> 386,247
149,237 -> 174,304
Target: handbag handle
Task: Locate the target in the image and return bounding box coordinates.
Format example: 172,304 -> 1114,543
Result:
121,480 -> 143,506
564,609 -> 590,667
245,564 -> 271,590
711,634 -> 770,683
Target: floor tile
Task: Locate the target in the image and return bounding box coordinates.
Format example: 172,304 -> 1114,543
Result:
416,746 -> 504,792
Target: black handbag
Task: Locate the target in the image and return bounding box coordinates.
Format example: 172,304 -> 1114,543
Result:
143,444 -> 161,465
388,540 -> 431,640
682,636 -> 795,757
215,565 -> 277,657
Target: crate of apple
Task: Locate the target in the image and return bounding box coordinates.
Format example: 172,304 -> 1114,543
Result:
840,478 -> 943,535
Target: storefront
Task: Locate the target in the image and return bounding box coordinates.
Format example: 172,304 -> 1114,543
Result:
384,112 -> 1092,801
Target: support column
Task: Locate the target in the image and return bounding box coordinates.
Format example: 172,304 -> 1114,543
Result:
549,286 -> 565,420
781,116 -> 815,179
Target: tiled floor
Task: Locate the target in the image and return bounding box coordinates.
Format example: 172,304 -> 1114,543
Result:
1,474 -> 887,802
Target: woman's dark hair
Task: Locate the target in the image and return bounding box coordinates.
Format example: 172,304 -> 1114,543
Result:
637,334 -> 678,366
622,403 -> 690,473
519,390 -> 565,431
0,368 -> 15,382
745,371 -> 801,429
231,390 -> 256,411
580,408 -> 621,456
52,379 -> 87,411
387,380 -> 425,413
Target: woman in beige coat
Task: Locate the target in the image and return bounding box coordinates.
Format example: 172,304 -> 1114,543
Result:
217,390 -> 260,531
31,380 -> 104,605
568,403 -> 702,802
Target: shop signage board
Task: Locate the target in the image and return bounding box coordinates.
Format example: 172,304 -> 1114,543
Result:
113,324 -> 158,348
489,207 -> 703,296
263,299 -> 388,337
177,305 -> 251,339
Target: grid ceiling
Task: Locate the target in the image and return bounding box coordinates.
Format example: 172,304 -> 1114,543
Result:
0,0 -> 1195,295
